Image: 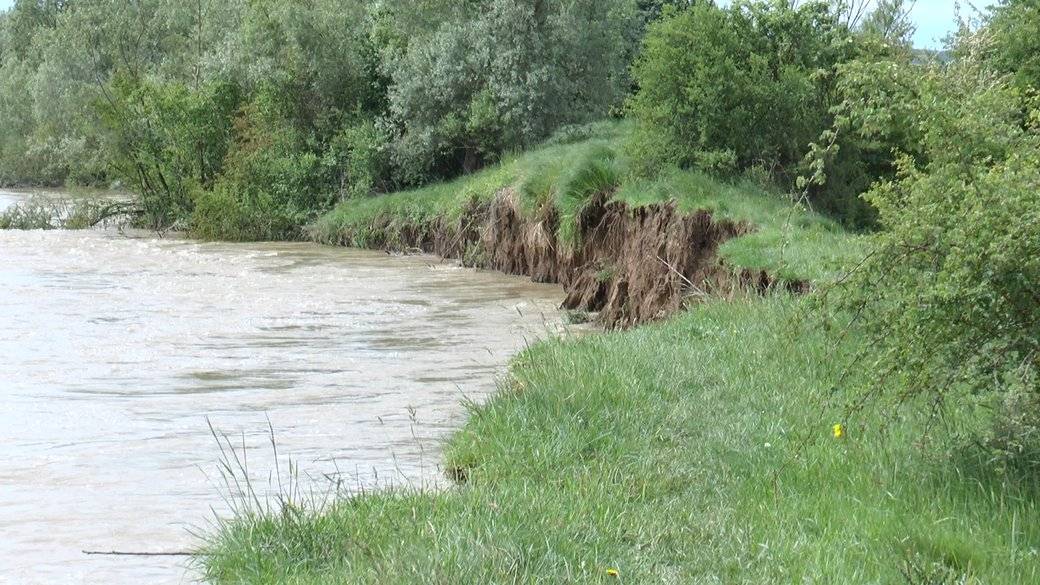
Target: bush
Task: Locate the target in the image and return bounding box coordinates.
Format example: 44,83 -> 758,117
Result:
833,46 -> 1040,463
626,1 -> 851,179
190,93 -> 335,241
325,119 -> 392,200
799,40 -> 922,230
98,76 -> 242,230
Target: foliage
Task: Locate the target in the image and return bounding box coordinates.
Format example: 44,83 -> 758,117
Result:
858,0 -> 916,47
0,0 -> 70,185
191,92 -> 337,241
0,194 -> 136,230
382,0 -> 637,184
798,39 -> 918,230
0,0 -> 642,238
325,119 -> 391,200
98,76 -> 242,230
543,121 -> 623,147
0,197 -> 55,229
626,1 -> 853,179
988,0 -> 1040,92
832,41 -> 1040,466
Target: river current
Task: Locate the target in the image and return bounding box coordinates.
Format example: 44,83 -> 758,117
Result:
0,190 -> 563,583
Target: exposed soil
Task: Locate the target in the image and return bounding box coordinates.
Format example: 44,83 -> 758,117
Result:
344,190 -> 802,328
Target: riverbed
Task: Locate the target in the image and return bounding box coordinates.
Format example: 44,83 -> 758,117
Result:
0,190 -> 565,583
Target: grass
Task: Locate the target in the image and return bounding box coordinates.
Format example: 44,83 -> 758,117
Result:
202,298 -> 1040,583
203,123 -> 1036,583
309,122 -> 864,284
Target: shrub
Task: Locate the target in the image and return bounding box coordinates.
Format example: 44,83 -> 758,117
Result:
833,46 -> 1040,464
800,40 -> 921,230
988,0 -> 1040,92
325,119 -> 392,200
0,198 -> 55,229
190,92 -> 335,241
626,1 -> 852,179
98,76 -> 242,230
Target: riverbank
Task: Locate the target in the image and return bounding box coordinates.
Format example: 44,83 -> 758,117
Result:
203,298 -> 1040,583
201,128 -> 1040,583
309,123 -> 861,328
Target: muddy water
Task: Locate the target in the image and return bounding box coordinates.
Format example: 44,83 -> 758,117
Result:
0,191 -> 564,584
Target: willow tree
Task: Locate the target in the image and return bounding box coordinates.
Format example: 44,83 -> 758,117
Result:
382,0 -> 639,183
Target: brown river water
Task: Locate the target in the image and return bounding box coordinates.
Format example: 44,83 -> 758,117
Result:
0,190 -> 565,584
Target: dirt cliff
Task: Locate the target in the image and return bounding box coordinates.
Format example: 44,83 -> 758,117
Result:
339,190 -> 799,328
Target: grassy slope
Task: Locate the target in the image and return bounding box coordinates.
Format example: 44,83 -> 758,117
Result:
204,299 -> 1039,583
309,122 -> 863,283
203,126 -> 1038,583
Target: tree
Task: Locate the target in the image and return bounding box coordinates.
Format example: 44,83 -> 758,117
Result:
626,0 -> 852,177
859,0 -> 916,47
988,0 -> 1040,91
0,0 -> 71,184
383,0 -> 637,184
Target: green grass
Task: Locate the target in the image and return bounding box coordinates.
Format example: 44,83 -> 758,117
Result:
309,122 -> 863,284
613,169 -> 866,283
202,298 -> 1040,583
204,123 -> 1034,583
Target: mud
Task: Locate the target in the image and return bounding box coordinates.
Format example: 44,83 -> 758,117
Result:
327,190 -> 804,328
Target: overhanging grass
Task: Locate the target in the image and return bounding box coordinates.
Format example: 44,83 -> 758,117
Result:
202,297 -> 1040,583
613,169 -> 866,282
309,124 -> 863,284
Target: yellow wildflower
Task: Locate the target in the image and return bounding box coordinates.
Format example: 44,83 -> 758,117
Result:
607,568 -> 620,578
832,423 -> 845,439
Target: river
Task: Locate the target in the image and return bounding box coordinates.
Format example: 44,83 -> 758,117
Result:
0,190 -> 564,584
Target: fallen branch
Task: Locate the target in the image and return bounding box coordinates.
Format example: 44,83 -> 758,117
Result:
88,201 -> 143,228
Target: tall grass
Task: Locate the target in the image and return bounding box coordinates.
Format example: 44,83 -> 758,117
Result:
201,298 -> 1040,583
553,144 -> 621,247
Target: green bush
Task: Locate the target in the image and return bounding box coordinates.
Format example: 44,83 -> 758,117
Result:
626,1 -> 851,179
988,0 -> 1040,92
190,93 -> 335,241
799,41 -> 921,230
833,47 -> 1040,466
325,119 -> 392,200
98,76 -> 242,230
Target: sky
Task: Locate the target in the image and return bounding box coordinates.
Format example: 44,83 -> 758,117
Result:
909,0 -> 961,48
0,0 -> 961,49
711,0 -> 962,48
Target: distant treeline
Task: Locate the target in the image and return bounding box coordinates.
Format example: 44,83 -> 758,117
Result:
0,0 -> 1036,238
0,0 -> 661,235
